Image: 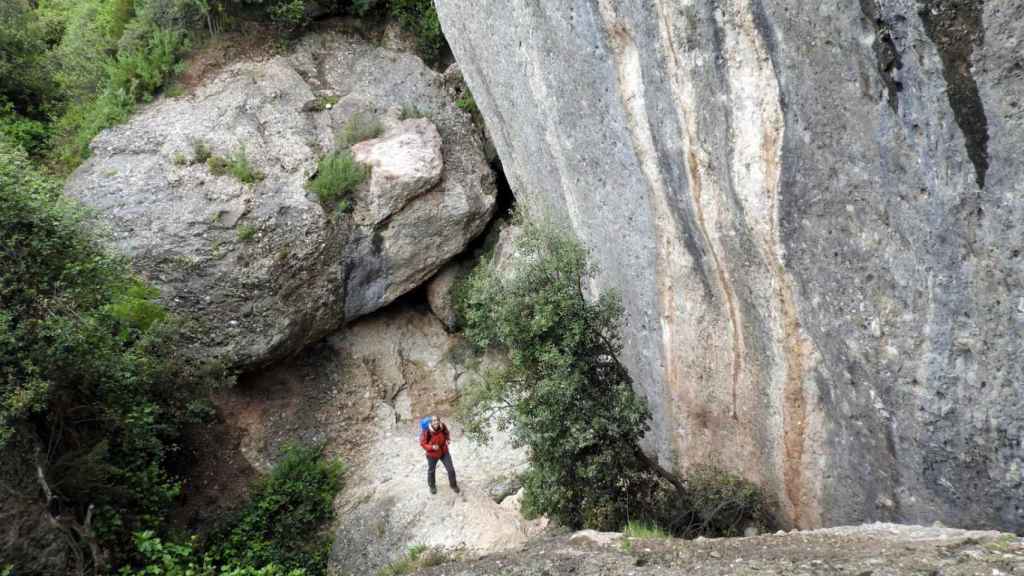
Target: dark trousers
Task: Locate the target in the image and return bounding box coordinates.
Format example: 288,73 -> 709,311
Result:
426,452 -> 457,489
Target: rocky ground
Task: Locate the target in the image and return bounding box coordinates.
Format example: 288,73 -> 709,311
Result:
413,523 -> 1023,576
176,297 -> 544,575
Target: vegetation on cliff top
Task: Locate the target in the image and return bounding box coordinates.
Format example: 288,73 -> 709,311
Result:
0,0 -> 445,174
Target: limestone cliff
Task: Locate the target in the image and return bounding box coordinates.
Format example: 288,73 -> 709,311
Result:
435,0 -> 1024,531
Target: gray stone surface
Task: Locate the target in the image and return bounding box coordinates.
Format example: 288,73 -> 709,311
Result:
426,259 -> 469,331
418,523 -> 1024,576
351,118 -> 444,226
436,0 -> 1024,532
65,31 -> 495,368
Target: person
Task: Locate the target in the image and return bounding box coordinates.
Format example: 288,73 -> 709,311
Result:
419,415 -> 459,495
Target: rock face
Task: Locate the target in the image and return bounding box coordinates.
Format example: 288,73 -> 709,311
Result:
425,260 -> 468,331
65,31 -> 495,368
435,0 -> 1024,531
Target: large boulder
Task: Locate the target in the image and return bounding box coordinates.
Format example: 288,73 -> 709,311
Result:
65,31 -> 496,368
351,119 -> 444,226
435,0 -> 1024,532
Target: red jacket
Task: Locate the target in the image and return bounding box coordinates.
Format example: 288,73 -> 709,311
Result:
420,424 -> 450,459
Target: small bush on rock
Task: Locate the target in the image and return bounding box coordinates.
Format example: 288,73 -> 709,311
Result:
308,150 -> 367,206
388,0 -> 447,63
674,466 -> 773,537
377,544 -> 448,576
338,112 -> 383,148
191,139 -> 212,163
227,146 -> 264,183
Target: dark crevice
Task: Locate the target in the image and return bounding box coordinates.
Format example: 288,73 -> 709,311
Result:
460,157 -> 516,258
918,0 -> 990,189
859,0 -> 905,113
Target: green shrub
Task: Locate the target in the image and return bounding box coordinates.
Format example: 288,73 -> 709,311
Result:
0,138 -> 226,572
314,94 -> 339,111
208,154 -> 230,175
227,146 -> 264,183
192,138 -> 212,163
455,214 -> 665,531
107,27 -> 190,103
267,0 -> 309,32
455,214 -> 773,537
119,531 -> 304,576
307,150 -> 368,206
455,92 -> 478,116
51,87 -> 134,169
207,148 -> 262,183
0,101 -> 51,156
206,444 -> 345,576
399,103 -> 427,120
237,224 -> 257,242
675,466 -> 773,537
377,544 -> 448,576
338,112 -> 383,148
388,0 -> 447,63
0,0 -> 59,117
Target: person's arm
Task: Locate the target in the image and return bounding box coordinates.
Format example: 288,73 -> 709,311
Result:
443,425 -> 451,445
420,429 -> 432,452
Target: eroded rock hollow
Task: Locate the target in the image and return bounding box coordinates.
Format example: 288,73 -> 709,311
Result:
435,0 -> 1024,531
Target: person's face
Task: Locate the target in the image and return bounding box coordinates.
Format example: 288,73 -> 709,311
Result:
431,417 -> 441,430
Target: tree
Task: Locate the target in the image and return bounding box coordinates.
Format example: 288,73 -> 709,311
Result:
0,137 -> 223,574
455,216 -> 682,530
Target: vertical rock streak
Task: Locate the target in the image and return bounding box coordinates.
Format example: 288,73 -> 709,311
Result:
652,0 -> 819,525
653,1 -> 746,430
596,2 -> 689,449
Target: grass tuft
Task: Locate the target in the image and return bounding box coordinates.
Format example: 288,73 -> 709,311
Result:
207,147 -> 264,184
339,112 -> 383,148
236,224 -> 257,242
191,139 -> 212,163
308,150 -> 367,206
377,545 -> 448,576
399,104 -> 427,120
623,521 -> 670,539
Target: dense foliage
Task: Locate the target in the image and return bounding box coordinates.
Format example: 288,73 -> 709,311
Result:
0,137 -> 226,574
118,531 -> 303,576
455,216 -> 774,536
205,445 -> 345,576
115,445 -> 343,576
0,0 -> 446,173
455,217 -> 670,530
1,2 -> 441,574
388,0 -> 447,62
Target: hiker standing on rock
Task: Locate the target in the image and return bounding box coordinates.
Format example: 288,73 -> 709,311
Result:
420,415 -> 459,495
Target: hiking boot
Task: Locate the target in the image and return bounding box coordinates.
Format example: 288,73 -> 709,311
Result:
429,485 -> 437,495
451,484 -> 460,494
